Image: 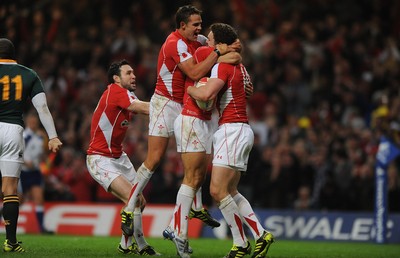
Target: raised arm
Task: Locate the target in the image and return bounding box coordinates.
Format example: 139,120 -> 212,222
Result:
179,43 -> 239,81
178,49 -> 219,81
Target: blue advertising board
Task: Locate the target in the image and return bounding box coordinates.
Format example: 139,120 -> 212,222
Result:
202,209 -> 400,243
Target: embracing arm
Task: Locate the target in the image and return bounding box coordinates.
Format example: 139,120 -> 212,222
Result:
187,78 -> 224,102
217,39 -> 242,64
218,52 -> 242,65
179,51 -> 219,81
179,42 -> 240,81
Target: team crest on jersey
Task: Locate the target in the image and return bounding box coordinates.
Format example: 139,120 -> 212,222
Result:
192,139 -> 199,149
157,124 -> 165,134
121,119 -> 129,127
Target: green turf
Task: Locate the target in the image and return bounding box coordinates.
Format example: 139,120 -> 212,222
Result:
1,234 -> 399,257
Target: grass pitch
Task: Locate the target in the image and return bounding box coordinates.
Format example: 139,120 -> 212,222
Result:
1,234 -> 399,257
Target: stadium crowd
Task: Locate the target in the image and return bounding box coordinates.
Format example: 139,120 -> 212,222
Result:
1,0 -> 400,212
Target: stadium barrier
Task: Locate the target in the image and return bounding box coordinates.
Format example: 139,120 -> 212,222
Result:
0,202 -> 399,243
204,208 -> 400,243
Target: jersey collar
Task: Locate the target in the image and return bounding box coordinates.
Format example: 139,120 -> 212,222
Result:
0,59 -> 17,64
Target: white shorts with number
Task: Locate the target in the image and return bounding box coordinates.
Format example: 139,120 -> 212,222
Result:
148,94 -> 182,137
212,123 -> 254,172
0,122 -> 24,177
86,153 -> 136,191
174,114 -> 213,154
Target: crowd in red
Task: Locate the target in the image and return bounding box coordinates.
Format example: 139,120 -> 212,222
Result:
1,0 -> 400,211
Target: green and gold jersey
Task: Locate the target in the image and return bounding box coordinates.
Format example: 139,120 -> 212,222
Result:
0,59 -> 44,127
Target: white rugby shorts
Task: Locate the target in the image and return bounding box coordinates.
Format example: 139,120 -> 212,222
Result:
212,123 -> 254,172
148,94 -> 182,137
174,114 -> 213,154
86,153 -> 136,191
0,122 -> 24,177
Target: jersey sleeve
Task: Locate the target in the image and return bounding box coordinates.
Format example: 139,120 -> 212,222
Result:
210,63 -> 229,82
113,88 -> 136,110
175,39 -> 193,63
30,70 -> 45,98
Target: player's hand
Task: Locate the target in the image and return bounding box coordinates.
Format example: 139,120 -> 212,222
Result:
230,39 -> 242,53
216,40 -> 243,56
48,137 -> 63,152
216,43 -> 229,55
245,81 -> 254,99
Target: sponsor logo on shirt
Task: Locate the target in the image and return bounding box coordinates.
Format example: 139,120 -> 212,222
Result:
121,120 -> 129,127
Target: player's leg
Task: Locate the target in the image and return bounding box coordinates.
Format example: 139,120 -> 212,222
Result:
31,184 -> 46,232
228,123 -> 275,258
132,195 -> 161,256
107,175 -> 137,254
125,135 -> 168,214
126,94 -> 179,212
25,169 -> 49,233
176,115 -> 220,228
210,166 -> 251,257
171,152 -> 205,238
189,152 -> 220,228
107,154 -> 161,256
191,154 -> 210,211
1,124 -> 25,252
87,154 -> 134,237
1,166 -> 25,252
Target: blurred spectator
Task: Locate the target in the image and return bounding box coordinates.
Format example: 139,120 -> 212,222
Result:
61,152 -> 96,202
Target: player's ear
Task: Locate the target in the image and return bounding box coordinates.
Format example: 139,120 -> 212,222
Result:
113,74 -> 120,83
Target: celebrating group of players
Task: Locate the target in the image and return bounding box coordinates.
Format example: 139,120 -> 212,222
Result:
0,4 -> 274,258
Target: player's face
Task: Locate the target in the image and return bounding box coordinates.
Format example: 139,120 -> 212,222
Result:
119,64 -> 136,91
182,14 -> 202,42
206,31 -> 215,47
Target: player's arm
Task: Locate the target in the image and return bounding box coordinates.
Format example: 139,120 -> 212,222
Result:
217,39 -> 243,64
179,51 -> 218,81
31,92 -> 63,153
179,43 -> 237,81
187,78 -> 224,102
218,52 -> 241,65
245,81 -> 254,99
127,100 -> 149,115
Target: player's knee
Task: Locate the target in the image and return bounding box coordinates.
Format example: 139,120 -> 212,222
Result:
210,186 -> 223,202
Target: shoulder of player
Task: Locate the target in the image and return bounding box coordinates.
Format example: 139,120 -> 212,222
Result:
166,31 -> 184,44
195,46 -> 213,55
194,46 -> 213,63
108,84 -> 129,94
1,61 -> 38,76
108,84 -> 136,99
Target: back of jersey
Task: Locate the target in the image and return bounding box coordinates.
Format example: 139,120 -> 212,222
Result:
0,60 -> 44,127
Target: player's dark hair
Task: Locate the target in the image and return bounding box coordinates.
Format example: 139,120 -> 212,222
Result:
175,5 -> 202,29
107,59 -> 130,84
210,23 -> 238,45
0,38 -> 16,59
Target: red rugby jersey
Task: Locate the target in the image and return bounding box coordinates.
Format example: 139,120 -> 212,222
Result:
87,83 -> 136,158
154,30 -> 202,104
211,63 -> 250,125
182,46 -> 214,120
